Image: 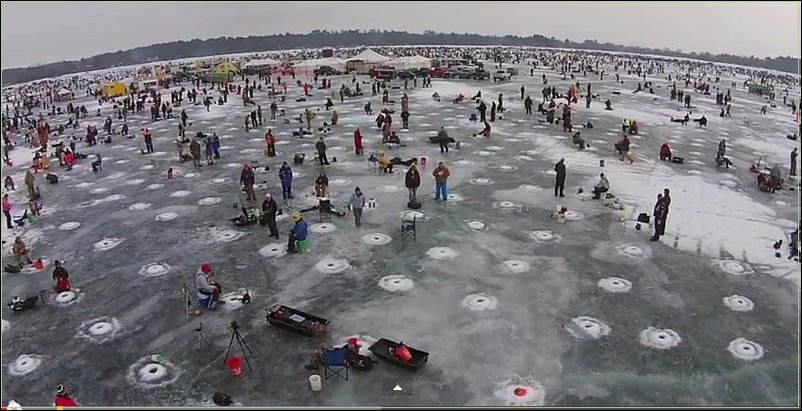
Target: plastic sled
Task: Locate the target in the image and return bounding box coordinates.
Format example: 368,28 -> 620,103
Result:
368,338 -> 429,371
265,304 -> 329,336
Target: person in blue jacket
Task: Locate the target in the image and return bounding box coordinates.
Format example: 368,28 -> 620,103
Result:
279,161 -> 294,199
288,212 -> 308,253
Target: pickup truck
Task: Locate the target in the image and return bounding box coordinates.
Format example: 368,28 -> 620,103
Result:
493,70 -> 512,82
465,70 -> 491,80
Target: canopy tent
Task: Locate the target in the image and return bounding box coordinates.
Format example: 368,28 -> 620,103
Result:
57,88 -> 71,96
293,57 -> 346,71
346,49 -> 389,64
213,61 -> 241,74
242,58 -> 282,69
346,49 -> 390,74
387,55 -> 432,70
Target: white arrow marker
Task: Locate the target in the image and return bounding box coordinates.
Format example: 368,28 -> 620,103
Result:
393,385 -> 403,391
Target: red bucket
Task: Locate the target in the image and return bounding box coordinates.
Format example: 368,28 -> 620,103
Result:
226,357 -> 242,376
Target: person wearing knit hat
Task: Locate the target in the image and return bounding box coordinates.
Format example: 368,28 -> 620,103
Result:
54,384 -> 78,407
195,263 -> 223,310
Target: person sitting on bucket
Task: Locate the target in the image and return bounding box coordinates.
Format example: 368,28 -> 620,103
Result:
592,173 -> 609,199
195,263 -> 223,310
287,212 -> 308,253
52,260 -> 71,293
53,384 -> 78,407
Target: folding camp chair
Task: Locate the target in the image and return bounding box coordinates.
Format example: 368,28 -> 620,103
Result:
401,216 -> 417,241
322,347 -> 349,380
318,199 -> 333,223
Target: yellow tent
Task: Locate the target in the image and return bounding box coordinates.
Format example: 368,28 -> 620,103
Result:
214,62 -> 240,75
101,83 -> 127,98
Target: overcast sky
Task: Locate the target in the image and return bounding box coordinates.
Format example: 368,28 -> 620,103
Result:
1,1 -> 799,68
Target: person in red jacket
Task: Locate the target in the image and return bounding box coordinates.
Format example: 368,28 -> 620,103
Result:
54,384 -> 78,407
659,143 -> 672,161
353,127 -> 363,155
64,150 -> 75,170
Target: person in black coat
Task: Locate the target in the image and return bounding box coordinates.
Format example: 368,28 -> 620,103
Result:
315,137 -> 329,165
240,163 -> 256,201
477,101 -> 487,123
261,193 -> 279,239
554,158 -> 566,197
650,193 -> 666,241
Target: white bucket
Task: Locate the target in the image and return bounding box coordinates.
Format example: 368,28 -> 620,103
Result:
309,374 -> 322,391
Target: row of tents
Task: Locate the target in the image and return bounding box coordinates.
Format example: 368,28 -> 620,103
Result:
241,49 -> 433,74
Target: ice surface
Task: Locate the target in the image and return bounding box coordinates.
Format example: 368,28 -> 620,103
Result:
0,55 -> 798,407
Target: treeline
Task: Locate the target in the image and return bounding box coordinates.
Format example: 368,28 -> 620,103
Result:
2,30 -> 798,85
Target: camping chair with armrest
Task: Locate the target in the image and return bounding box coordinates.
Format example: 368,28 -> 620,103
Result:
401,215 -> 417,241
318,199 -> 333,223
322,347 -> 349,381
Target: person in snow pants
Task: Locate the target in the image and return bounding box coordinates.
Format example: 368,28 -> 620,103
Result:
554,158 -> 566,197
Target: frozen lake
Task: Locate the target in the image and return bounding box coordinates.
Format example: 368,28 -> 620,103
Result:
1,61 -> 799,406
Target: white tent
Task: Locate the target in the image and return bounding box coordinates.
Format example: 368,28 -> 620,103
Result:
346,49 -> 389,64
57,88 -> 71,96
388,55 -> 432,70
242,58 -> 282,70
293,57 -> 346,71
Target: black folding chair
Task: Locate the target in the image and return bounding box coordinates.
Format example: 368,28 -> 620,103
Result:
318,199 -> 332,223
401,216 -> 417,241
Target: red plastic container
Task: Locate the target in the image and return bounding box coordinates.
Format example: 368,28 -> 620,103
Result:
226,357 -> 242,376
394,345 -> 412,363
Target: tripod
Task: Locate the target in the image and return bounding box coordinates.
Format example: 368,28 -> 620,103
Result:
195,322 -> 211,349
225,322 -> 254,371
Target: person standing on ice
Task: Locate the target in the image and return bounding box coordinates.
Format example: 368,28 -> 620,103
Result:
524,95 -> 533,115
790,148 -> 798,177
240,163 -> 256,201
554,158 -> 566,197
270,101 -> 278,121
405,163 -> 421,202
279,161 -> 294,200
261,193 -> 279,239
436,126 -> 451,154
3,193 -> 12,229
349,187 -> 366,228
520,85 -> 525,100
315,136 -> 329,165
353,127 -> 364,155
433,161 -> 450,201
477,100 -> 487,123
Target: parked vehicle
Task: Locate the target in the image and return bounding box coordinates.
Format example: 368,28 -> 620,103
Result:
467,69 -> 491,80
396,70 -> 416,80
314,66 -> 341,76
370,66 -> 395,80
506,67 -> 519,76
493,70 -> 513,82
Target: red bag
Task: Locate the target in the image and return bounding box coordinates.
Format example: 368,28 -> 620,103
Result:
394,344 -> 412,363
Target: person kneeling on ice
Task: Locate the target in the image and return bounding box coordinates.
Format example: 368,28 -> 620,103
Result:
659,143 -> 672,161
592,173 -> 609,199
572,131 -> 586,149
52,260 -> 71,293
195,263 -> 223,310
53,384 -> 78,407
287,212 -> 308,253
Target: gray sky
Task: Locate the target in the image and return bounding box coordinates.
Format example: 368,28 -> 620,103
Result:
1,1 -> 799,69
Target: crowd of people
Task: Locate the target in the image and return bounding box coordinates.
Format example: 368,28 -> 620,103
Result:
1,44 -> 799,406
